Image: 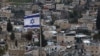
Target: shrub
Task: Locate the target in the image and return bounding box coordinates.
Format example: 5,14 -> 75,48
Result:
10,31 -> 15,40
25,31 -> 33,41
7,20 -> 13,32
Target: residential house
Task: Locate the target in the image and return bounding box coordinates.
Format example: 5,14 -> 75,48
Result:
32,5 -> 40,11
32,49 -> 47,56
54,20 -> 71,29
0,11 -> 13,19
25,10 -> 32,16
55,0 -> 61,3
84,42 -> 100,56
9,49 -> 25,56
56,4 -> 64,10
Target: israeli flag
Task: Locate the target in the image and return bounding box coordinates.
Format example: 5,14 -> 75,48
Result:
24,13 -> 40,28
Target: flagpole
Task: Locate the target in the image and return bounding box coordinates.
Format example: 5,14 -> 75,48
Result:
39,7 -> 42,56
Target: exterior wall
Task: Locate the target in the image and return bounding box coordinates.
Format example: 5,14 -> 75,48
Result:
45,0 -> 53,3
55,0 -> 61,3
9,49 -> 46,56
54,20 -> 71,29
87,23 -> 94,31
56,33 -> 75,44
84,44 -> 100,56
57,34 -> 64,43
32,50 -> 46,56
56,4 -> 64,10
32,50 -> 39,56
52,11 -> 61,16
43,31 -> 53,39
25,10 -> 32,16
9,50 -> 25,56
38,0 -> 45,3
64,36 -> 75,43
0,0 -> 9,7
60,23 -> 71,29
78,19 -> 94,31
80,0 -> 86,5
32,5 -> 39,11
44,4 -> 55,9
0,11 -> 13,19
95,2 -> 100,6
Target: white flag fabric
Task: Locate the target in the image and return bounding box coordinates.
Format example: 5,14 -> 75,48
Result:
24,13 -> 40,28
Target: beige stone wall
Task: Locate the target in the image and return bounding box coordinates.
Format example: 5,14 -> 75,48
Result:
32,50 -> 39,56
43,31 -> 53,39
32,50 -> 46,56
60,23 -> 71,29
64,36 -> 75,43
55,0 -> 61,3
95,2 -> 100,6
56,4 -> 64,10
32,5 -> 39,11
80,0 -> 86,5
57,35 -> 64,43
0,0 -> 10,7
54,20 -> 71,29
87,23 -> 94,31
0,12 -> 13,19
84,45 -> 100,56
9,50 -> 25,56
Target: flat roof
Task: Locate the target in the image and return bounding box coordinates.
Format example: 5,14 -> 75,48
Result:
83,40 -> 90,43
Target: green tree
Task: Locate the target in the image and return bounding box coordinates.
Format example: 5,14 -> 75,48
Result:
25,31 -> 33,41
69,7 -> 82,23
34,42 -> 39,46
5,44 -> 8,51
0,26 -> 2,34
13,10 -> 25,18
93,33 -> 100,41
7,20 -> 13,32
73,6 -> 82,18
69,11 -> 78,23
71,9 -> 82,18
96,7 -> 100,33
10,31 -> 15,40
0,48 -> 5,56
51,15 -> 57,25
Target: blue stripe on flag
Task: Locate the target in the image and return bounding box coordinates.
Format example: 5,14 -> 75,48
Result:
24,14 -> 40,19
24,25 -> 40,27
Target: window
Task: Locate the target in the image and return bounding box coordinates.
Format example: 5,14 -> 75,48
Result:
91,47 -> 93,49
96,51 -> 97,53
96,47 -> 98,49
91,51 -> 93,53
92,54 -> 94,56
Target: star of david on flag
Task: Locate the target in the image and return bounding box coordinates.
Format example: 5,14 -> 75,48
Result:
24,13 -> 40,28
30,18 -> 34,24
